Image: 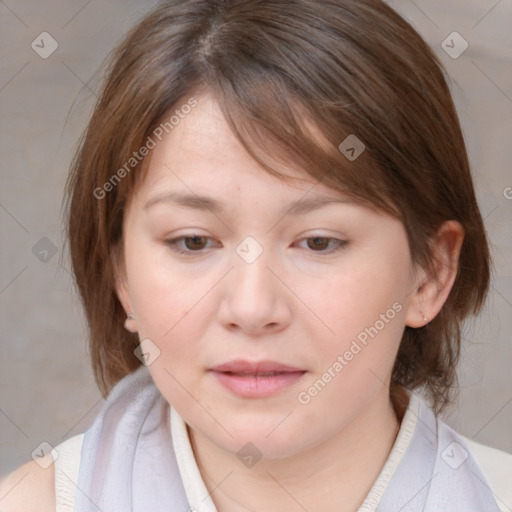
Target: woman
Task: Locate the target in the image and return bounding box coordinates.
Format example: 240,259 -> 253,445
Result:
1,1 -> 510,510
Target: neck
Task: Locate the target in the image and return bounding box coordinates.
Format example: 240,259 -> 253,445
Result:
188,386 -> 405,512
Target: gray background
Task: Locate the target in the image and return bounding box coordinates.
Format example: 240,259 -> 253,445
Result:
0,0 -> 511,477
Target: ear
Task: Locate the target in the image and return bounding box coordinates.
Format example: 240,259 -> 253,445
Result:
405,220 -> 465,328
112,247 -> 138,333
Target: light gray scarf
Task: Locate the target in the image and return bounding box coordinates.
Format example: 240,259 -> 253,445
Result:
74,365 -> 501,511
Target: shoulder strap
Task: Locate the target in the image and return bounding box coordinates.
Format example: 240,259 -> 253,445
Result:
54,434 -> 84,511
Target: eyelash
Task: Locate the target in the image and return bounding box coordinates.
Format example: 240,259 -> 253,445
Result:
164,235 -> 349,256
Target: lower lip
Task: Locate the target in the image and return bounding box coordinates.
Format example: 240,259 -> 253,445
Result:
210,371 -> 306,398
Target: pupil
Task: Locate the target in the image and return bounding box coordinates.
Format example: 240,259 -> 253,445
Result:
186,236 -> 206,250
308,237 -> 328,250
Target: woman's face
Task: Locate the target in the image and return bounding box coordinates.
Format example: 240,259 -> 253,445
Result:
116,90 -> 420,459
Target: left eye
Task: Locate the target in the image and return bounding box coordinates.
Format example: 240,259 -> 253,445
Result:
295,236 -> 348,253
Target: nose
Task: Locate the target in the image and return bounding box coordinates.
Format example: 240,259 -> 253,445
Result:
217,245 -> 293,336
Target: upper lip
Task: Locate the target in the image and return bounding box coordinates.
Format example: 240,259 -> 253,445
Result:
209,360 -> 305,374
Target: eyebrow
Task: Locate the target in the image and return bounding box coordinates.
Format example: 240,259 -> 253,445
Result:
143,192 -> 353,216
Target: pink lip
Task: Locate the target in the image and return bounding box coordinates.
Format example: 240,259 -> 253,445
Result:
210,360 -> 304,374
209,360 -> 306,398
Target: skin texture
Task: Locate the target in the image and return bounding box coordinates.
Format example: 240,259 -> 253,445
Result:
0,90 -> 463,511
115,90 -> 464,512
0,456 -> 55,511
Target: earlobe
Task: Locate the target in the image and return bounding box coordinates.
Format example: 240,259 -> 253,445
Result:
112,250 -> 138,333
124,311 -> 138,333
405,221 -> 464,328
118,284 -> 139,333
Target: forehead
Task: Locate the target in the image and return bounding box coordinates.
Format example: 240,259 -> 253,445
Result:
133,91 -> 345,207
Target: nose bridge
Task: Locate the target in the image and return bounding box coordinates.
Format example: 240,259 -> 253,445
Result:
218,235 -> 291,333
232,236 -> 276,301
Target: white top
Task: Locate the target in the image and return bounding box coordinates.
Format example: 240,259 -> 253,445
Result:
54,392 -> 512,512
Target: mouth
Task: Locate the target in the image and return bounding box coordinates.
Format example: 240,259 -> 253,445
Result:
208,360 -> 307,398
210,360 -> 305,374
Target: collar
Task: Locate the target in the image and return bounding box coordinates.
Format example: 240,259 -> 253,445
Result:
170,389 -> 420,512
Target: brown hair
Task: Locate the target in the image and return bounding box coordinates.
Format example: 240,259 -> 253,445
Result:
64,0 -> 490,413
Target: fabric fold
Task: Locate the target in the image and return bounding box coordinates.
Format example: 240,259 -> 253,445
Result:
74,365 -> 189,512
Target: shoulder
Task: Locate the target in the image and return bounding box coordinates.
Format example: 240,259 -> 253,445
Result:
0,456 -> 55,512
461,435 -> 512,512
0,434 -> 84,512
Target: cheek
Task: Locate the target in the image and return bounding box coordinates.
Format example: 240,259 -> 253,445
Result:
299,265 -> 406,339
295,253 -> 409,382
296,295 -> 405,427
124,236 -> 211,335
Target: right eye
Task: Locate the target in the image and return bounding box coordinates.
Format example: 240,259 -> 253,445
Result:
164,235 -> 220,255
